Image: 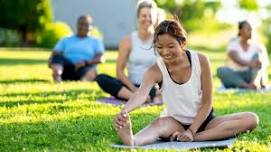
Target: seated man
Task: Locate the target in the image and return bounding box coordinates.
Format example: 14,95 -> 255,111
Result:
48,15 -> 105,82
217,20 -> 269,89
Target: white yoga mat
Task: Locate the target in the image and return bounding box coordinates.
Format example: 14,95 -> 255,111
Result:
112,138 -> 235,150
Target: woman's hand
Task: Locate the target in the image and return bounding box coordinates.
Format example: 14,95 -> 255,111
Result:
249,60 -> 261,69
75,61 -> 86,70
114,110 -> 130,130
170,130 -> 194,142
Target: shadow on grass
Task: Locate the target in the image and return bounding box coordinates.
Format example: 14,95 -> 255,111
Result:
0,58 -> 46,65
0,112 -> 157,151
0,89 -> 101,108
0,105 -> 269,151
0,101 -> 271,151
0,78 -> 50,84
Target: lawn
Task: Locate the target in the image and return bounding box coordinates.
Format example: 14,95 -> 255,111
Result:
0,32 -> 271,151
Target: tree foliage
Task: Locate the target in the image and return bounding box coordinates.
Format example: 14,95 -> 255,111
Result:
239,0 -> 259,11
155,0 -> 221,31
0,0 -> 52,43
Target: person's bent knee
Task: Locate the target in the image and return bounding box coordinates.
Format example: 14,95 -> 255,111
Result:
95,73 -> 108,82
217,67 -> 230,78
83,69 -> 96,81
217,67 -> 224,78
51,64 -> 63,75
95,74 -> 110,88
151,117 -> 175,136
245,112 -> 259,130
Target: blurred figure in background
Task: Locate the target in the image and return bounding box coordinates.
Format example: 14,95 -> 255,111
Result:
217,20 -> 269,90
96,0 -> 163,104
48,15 -> 105,82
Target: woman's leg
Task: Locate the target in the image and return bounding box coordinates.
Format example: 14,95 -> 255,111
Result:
117,116 -> 185,146
81,68 -> 97,81
95,74 -> 133,100
217,67 -> 256,89
194,112 -> 259,141
117,87 -> 133,100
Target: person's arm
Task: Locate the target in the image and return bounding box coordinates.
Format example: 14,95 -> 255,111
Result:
116,35 -> 137,92
228,51 -> 261,68
74,53 -> 105,71
48,51 -> 64,68
121,63 -> 162,113
228,51 -> 251,66
86,53 -> 105,65
48,38 -> 66,67
86,38 -> 106,65
187,54 -> 213,135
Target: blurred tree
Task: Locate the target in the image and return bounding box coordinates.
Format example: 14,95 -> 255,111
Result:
36,22 -> 72,48
239,0 -> 259,11
0,0 -> 52,45
155,0 -> 221,31
261,5 -> 271,54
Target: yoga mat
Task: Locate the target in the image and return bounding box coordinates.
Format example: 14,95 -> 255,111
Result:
112,138 -> 235,150
97,96 -> 162,106
217,85 -> 271,93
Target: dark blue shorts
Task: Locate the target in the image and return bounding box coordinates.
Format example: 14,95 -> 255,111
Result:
160,109 -> 215,141
181,108 -> 215,132
51,55 -> 95,80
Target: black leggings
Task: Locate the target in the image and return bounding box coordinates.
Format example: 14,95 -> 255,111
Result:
95,74 -> 158,100
51,55 -> 94,80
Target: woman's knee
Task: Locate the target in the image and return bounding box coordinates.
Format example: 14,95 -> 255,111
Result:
217,67 -> 231,78
51,64 -> 63,75
151,117 -> 179,136
95,74 -> 109,84
244,112 -> 259,130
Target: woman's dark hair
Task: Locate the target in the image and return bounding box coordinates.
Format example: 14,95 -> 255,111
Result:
238,20 -> 249,36
136,0 -> 157,18
153,18 -> 187,47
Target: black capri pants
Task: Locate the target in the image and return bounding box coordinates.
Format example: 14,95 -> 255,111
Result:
95,74 -> 160,100
50,55 -> 94,80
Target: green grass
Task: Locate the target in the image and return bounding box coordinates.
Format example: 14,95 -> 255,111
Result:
0,33 -> 271,151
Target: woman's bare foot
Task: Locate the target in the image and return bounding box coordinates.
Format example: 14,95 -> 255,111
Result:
241,82 -> 257,90
116,112 -> 134,145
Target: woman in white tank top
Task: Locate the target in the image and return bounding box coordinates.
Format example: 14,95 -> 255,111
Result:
114,19 -> 259,146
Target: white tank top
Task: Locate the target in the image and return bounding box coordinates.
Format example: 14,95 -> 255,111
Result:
157,51 -> 202,124
127,31 -> 157,85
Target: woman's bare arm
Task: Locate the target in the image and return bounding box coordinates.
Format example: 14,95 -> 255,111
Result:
122,63 -> 162,113
116,35 -> 137,92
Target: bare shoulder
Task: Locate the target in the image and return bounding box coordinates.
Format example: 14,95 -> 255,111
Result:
197,53 -> 211,70
119,34 -> 132,50
144,63 -> 162,83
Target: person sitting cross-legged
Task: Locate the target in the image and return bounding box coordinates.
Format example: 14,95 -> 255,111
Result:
217,20 -> 269,90
48,15 -> 105,82
114,19 -> 259,146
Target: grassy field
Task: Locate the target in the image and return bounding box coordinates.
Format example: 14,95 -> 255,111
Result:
0,32 -> 271,151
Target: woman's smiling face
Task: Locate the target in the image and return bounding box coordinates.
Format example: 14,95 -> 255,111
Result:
155,33 -> 184,62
